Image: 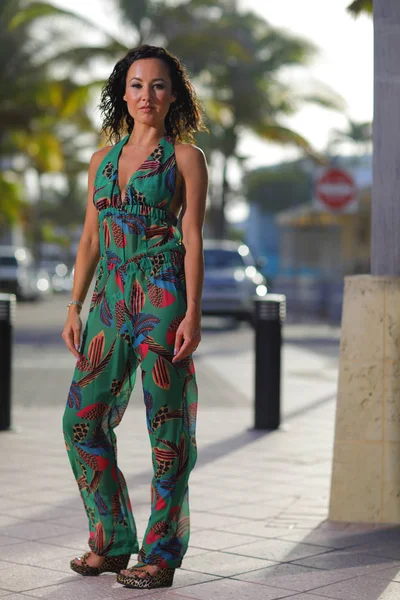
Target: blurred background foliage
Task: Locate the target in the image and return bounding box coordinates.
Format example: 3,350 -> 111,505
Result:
347,0 -> 372,16
0,0 -> 354,251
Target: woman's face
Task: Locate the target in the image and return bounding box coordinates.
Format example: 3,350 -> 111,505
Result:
123,58 -> 176,128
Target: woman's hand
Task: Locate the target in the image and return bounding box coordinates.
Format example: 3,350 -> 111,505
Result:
62,309 -> 82,359
172,313 -> 201,363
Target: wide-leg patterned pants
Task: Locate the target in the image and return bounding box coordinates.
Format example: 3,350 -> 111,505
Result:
62,251 -> 198,568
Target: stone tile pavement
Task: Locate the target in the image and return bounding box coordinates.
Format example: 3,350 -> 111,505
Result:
2,320 -> 400,599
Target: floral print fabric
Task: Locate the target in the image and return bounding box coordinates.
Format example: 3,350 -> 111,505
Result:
62,135 -> 198,568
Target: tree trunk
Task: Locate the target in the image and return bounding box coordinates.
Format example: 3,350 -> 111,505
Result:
372,0 -> 400,275
33,171 -> 44,265
215,155 -> 229,239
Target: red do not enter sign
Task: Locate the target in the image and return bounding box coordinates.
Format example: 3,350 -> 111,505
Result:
315,168 -> 357,210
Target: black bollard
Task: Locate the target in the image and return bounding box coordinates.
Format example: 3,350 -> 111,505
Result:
253,294 -> 286,430
0,293 -> 16,431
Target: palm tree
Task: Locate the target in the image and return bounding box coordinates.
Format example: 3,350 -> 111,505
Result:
347,0 -> 372,15
0,0 -> 119,243
170,6 -> 341,236
0,174 -> 25,240
112,0 -> 343,237
330,118 -> 372,156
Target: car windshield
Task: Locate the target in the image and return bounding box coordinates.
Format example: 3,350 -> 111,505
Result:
0,256 -> 18,267
204,249 -> 245,269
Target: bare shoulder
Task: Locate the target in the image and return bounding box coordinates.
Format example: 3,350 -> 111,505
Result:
175,142 -> 207,174
90,145 -> 113,171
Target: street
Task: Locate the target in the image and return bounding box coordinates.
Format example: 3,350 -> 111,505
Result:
12,294 -> 340,415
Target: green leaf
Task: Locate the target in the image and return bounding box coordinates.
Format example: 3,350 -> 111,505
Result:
347,0 -> 372,17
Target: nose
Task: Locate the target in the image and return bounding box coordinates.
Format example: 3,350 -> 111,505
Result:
141,85 -> 153,104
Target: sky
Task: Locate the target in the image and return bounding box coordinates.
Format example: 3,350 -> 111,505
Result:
52,0 -> 373,171
239,0 -> 373,167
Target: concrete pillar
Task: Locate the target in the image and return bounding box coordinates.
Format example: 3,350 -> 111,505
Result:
329,275 -> 400,523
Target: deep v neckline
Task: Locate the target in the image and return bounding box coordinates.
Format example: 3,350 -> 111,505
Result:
116,135 -> 164,199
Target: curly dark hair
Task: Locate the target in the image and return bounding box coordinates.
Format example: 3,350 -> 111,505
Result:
99,45 -> 207,144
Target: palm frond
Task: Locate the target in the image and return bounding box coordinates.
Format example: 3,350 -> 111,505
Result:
347,0 -> 372,16
299,93 -> 346,112
43,43 -> 128,70
253,122 -> 326,164
9,2 -> 99,30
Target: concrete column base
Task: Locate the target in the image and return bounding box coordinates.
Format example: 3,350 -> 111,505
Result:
329,275 -> 400,523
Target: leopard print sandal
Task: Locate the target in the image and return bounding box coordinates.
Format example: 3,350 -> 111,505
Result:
70,552 -> 130,576
116,566 -> 175,589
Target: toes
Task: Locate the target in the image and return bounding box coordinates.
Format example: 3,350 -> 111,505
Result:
74,558 -> 81,566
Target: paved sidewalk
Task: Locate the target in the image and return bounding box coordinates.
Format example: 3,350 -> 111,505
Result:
2,322 -> 400,599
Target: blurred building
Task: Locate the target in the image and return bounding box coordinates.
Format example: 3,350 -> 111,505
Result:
273,155 -> 372,321
242,205 -> 280,277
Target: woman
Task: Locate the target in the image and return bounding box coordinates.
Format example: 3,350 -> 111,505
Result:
62,44 -> 208,590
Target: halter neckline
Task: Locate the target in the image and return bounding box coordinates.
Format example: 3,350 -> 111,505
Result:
116,134 -> 165,199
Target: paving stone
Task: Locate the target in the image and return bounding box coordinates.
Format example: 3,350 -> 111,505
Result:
309,575 -> 400,599
277,595 -> 339,600
189,512 -> 249,532
180,550 -> 276,577
0,541 -> 87,567
268,518 -> 326,530
0,497 -> 33,511
3,319 -> 385,600
44,514 -> 89,529
210,503 -> 283,520
0,564 -> 76,592
168,578 -> 296,599
0,522 -> 74,543
0,560 -> 19,571
317,522 -> 349,531
226,538 -> 331,562
0,537 -> 25,548
0,591 -> 12,597
180,546 -> 209,558
215,521 -> 301,538
25,575 -> 150,598
189,529 -> 259,550
170,569 -> 221,589
368,563 -> 400,582
189,497 -> 237,511
35,532 -> 87,551
349,540 -> 400,561
0,516 -> 26,528
276,529 -> 373,549
292,549 -> 399,576
233,562 -> 355,592
0,594 -> 39,600
1,505 -> 77,524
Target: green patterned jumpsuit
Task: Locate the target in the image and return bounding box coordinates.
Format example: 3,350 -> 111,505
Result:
62,134 -> 198,569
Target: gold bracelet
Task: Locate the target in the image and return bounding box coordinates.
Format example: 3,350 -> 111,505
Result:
67,300 -> 83,311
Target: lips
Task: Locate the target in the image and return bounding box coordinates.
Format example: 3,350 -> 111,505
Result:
140,107 -> 154,112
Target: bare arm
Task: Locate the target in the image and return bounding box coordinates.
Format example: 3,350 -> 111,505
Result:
173,144 -> 208,363
62,148 -> 109,358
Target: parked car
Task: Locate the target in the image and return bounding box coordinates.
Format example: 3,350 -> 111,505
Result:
202,240 -> 267,321
39,260 -> 73,293
0,246 -> 51,300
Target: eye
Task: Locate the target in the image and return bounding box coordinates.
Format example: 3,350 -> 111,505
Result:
131,83 -> 141,88
154,84 -> 165,90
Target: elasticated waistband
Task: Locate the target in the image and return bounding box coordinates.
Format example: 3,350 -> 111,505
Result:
98,245 -> 185,273
97,203 -> 178,226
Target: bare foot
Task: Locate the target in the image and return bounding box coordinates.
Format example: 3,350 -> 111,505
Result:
120,564 -> 160,578
74,552 -> 104,568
